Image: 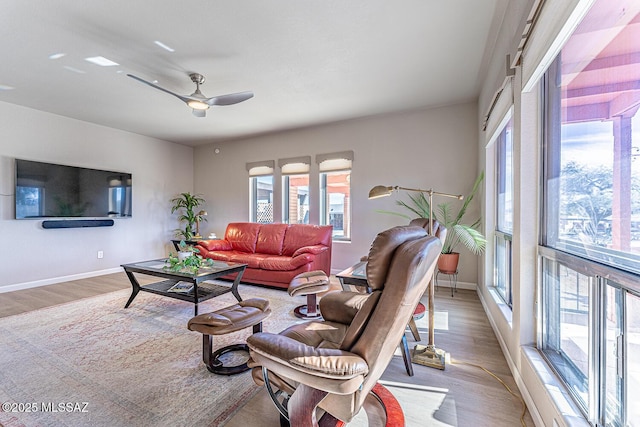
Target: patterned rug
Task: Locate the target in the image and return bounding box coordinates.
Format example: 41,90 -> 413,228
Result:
0,284 -> 300,427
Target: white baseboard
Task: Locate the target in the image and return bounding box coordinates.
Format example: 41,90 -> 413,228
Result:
435,278 -> 476,291
476,287 -> 590,427
476,288 -> 545,427
0,268 -> 123,293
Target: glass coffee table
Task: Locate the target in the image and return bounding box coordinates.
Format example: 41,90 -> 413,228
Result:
121,258 -> 247,315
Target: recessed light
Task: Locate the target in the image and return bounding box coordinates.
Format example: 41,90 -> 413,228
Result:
85,56 -> 119,67
0,84 -> 14,90
154,40 -> 175,52
48,53 -> 66,60
63,66 -> 86,74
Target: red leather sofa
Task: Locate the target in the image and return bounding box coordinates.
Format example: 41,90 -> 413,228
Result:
195,222 -> 332,289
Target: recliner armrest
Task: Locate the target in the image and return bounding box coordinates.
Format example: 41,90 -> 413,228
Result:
247,333 -> 368,379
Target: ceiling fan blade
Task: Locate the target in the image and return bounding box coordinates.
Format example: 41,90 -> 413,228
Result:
127,74 -> 190,103
192,108 -> 206,118
206,91 -> 254,106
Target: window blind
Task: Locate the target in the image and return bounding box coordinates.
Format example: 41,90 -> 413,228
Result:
483,76 -> 514,138
316,150 -> 353,172
246,160 -> 275,177
278,156 -> 311,175
521,0 -> 595,91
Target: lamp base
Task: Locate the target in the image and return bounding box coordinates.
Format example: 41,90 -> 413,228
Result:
411,344 -> 446,370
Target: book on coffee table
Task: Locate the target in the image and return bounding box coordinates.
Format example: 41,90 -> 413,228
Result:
167,281 -> 194,293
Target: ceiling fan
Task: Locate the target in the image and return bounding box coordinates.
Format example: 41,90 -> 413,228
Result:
127,73 -> 253,117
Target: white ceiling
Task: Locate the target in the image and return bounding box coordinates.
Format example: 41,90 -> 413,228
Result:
0,1 -> 504,146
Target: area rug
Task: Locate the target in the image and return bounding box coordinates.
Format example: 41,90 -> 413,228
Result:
0,284 -> 300,427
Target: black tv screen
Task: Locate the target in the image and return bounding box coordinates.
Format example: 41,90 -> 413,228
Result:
15,159 -> 132,219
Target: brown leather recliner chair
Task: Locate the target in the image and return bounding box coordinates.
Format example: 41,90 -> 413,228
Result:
247,225 -> 442,426
359,218 -> 445,263
409,217 -> 447,244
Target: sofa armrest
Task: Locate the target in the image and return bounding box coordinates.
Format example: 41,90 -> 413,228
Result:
247,333 -> 368,379
198,239 -> 232,251
292,245 -> 329,257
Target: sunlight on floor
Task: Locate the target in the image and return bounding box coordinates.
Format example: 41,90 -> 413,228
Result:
344,380 -> 455,426
382,380 -> 455,426
415,310 -> 449,331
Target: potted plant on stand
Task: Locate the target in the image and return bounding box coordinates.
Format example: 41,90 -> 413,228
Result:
382,172 -> 487,273
170,192 -> 207,241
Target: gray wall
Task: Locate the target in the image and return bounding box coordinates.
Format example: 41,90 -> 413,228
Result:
0,101 -> 193,290
194,101 -> 482,282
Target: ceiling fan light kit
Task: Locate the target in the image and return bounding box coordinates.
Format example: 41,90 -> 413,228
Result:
127,72 -> 253,117
187,100 -> 209,110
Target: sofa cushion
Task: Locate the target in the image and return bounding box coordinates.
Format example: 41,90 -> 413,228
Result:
282,224 -> 333,256
202,251 -> 233,262
255,223 -> 289,255
259,254 -> 314,271
228,253 -> 270,269
225,222 -> 262,253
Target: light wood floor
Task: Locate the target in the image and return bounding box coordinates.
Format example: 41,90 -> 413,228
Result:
0,274 -> 533,426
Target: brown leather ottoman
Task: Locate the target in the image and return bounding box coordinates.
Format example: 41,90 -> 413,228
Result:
288,271 -> 330,319
188,298 -> 271,375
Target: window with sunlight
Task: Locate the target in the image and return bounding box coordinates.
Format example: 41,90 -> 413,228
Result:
248,161 -> 274,223
495,116 -> 513,306
318,152 -> 353,240
540,1 -> 640,424
280,157 -> 311,224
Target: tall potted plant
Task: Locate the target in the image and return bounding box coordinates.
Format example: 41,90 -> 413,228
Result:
381,172 -> 486,273
170,192 -> 207,241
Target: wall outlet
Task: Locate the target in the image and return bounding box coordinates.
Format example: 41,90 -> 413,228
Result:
97,250 -> 104,259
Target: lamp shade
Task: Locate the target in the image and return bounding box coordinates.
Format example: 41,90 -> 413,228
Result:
368,185 -> 394,199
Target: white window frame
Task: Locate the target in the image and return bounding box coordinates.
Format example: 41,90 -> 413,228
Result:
495,114 -> 514,307
317,151 -> 353,241
247,161 -> 274,224
279,156 -> 311,224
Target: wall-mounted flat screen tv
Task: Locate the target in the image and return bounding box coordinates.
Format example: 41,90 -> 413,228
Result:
15,159 -> 132,219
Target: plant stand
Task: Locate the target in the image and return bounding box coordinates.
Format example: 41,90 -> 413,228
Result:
435,269 -> 458,297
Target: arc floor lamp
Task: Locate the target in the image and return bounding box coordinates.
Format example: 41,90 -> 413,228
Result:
368,185 -> 462,370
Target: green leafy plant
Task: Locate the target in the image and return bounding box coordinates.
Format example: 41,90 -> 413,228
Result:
164,241 -> 214,273
380,172 -> 486,255
170,192 -> 206,240
176,239 -> 199,254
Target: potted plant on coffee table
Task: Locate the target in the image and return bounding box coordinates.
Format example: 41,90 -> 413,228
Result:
380,172 -> 486,273
175,240 -> 199,261
170,192 -> 207,241
165,240 -> 214,273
